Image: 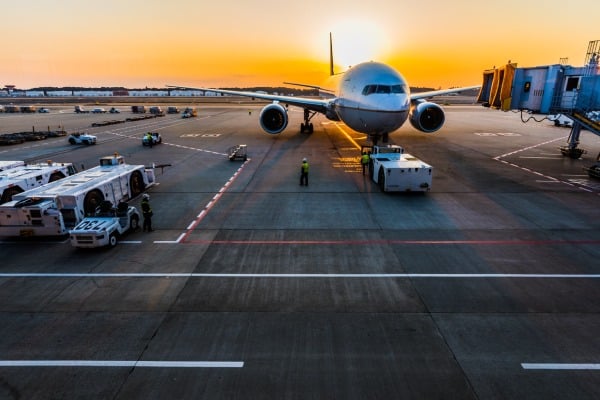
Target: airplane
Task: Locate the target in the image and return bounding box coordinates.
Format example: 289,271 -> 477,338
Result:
169,34 -> 479,144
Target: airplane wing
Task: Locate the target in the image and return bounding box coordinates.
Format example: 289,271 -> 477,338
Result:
410,85 -> 481,101
166,85 -> 332,114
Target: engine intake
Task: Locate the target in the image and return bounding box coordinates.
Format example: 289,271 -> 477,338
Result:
409,101 -> 445,133
259,103 -> 288,134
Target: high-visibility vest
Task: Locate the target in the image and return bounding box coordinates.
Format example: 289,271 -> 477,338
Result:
302,162 -> 309,173
361,154 -> 370,164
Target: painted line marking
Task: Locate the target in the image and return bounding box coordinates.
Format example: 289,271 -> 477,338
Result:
1,273 -> 598,279
522,363 -> 600,370
0,360 -> 244,368
178,160 -> 250,243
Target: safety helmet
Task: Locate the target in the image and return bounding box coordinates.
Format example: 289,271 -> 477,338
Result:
142,194 -> 150,200
302,158 -> 307,162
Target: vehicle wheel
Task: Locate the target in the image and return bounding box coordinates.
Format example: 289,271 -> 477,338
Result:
69,138 -> 76,145
1,186 -> 24,203
49,172 -> 65,182
130,214 -> 139,232
83,140 -> 90,145
109,233 -> 118,247
129,171 -> 145,197
83,189 -> 104,215
378,168 -> 386,192
369,159 -> 374,178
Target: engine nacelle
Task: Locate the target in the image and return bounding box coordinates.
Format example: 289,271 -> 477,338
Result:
409,101 -> 445,133
259,103 -> 288,134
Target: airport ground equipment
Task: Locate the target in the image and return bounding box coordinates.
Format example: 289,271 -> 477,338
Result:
109,107 -> 120,113
365,145 -> 432,192
182,107 -> 197,118
0,154 -> 156,237
68,132 -> 97,145
142,132 -> 162,146
478,40 -> 600,159
0,161 -> 25,172
0,161 -> 77,204
167,106 -> 179,114
74,105 -> 89,113
69,201 -> 140,248
228,144 -> 248,161
131,105 -> 146,113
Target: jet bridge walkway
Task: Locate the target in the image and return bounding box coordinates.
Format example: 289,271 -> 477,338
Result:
478,40 -> 600,160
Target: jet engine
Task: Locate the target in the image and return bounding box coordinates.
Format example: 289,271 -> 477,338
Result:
259,103 -> 288,134
409,101 -> 445,133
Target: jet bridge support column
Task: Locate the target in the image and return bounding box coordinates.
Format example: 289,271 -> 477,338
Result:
560,123 -> 586,159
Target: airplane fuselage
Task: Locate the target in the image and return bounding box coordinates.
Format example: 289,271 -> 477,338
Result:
330,62 -> 411,135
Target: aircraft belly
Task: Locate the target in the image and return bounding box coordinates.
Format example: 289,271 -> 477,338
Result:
336,106 -> 408,134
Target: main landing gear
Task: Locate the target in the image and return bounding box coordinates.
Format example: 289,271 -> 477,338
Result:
300,109 -> 316,133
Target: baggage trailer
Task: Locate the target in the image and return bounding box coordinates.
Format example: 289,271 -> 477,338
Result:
0,155 -> 155,237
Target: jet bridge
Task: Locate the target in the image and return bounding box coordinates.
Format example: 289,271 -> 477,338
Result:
478,40 -> 600,159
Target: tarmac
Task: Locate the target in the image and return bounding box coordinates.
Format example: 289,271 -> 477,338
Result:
0,102 -> 598,399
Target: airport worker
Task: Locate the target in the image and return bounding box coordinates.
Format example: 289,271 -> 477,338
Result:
300,158 -> 309,186
141,193 -> 153,232
361,152 -> 370,175
146,132 -> 153,148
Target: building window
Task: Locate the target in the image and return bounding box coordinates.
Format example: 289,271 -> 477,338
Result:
565,77 -> 580,92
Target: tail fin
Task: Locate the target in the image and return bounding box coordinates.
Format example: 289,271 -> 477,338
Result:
329,32 -> 334,76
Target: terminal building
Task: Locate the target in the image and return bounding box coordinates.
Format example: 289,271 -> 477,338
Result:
478,40 -> 600,160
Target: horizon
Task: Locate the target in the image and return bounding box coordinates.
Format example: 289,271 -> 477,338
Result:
1,0 -> 597,89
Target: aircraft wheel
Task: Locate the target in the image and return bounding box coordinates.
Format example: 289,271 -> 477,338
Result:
300,123 -> 305,133
309,123 -> 314,133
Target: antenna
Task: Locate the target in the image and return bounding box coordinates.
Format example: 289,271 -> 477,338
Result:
329,32 -> 334,76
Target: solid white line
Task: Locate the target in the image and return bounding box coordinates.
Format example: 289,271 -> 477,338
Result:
0,360 -> 244,368
119,241 -> 142,244
522,363 -> 600,370
0,273 -> 598,278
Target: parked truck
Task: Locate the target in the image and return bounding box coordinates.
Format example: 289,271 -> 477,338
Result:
366,145 -> 433,192
0,154 -> 155,237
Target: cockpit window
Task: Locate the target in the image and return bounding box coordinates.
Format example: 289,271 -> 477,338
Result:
362,84 -> 406,95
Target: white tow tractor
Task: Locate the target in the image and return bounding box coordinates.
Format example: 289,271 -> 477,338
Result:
68,132 -> 97,145
365,145 -> 433,192
69,200 -> 140,248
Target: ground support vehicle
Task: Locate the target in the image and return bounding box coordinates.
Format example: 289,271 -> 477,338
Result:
367,145 -> 432,192
0,155 -> 155,237
109,107 -> 120,113
142,132 -> 162,146
182,107 -> 197,118
0,161 -> 77,204
74,105 -> 89,113
68,132 -> 97,145
228,144 -> 248,161
69,201 -> 140,248
131,105 -> 146,113
0,161 -> 25,172
167,106 -> 179,114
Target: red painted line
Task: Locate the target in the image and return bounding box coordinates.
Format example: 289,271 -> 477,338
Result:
179,161 -> 250,243
182,239 -> 600,245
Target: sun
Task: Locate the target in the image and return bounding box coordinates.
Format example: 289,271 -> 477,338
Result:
330,20 -> 390,71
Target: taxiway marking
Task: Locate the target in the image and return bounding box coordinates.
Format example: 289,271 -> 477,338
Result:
0,360 -> 244,368
1,273 -> 598,279
522,363 -> 600,370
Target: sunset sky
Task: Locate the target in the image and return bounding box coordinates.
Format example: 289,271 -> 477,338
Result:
1,0 -> 598,89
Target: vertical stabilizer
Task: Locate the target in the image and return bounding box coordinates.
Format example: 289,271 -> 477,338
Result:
329,32 -> 334,76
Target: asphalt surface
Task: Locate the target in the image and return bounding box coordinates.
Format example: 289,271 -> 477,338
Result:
0,102 -> 599,399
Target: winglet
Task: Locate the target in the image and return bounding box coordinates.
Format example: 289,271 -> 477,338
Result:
329,32 -> 334,76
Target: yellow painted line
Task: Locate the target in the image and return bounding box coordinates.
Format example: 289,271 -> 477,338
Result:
333,123 -> 363,151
